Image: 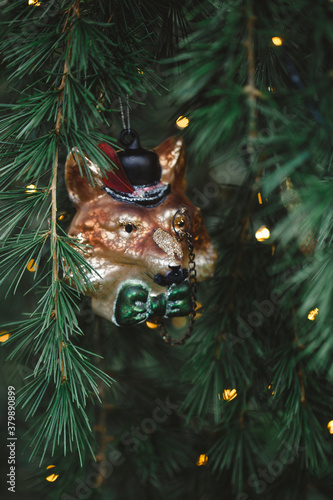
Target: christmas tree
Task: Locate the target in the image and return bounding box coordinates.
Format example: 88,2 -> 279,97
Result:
0,1 -> 333,499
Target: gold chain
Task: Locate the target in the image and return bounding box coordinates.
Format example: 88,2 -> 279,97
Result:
158,208 -> 197,346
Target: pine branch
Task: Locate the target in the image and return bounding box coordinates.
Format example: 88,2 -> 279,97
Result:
50,0 -> 80,381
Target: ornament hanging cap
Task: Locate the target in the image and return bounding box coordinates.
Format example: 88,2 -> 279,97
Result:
102,129 -> 171,207
117,129 -> 162,186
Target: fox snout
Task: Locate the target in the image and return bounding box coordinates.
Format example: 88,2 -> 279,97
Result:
152,227 -> 189,287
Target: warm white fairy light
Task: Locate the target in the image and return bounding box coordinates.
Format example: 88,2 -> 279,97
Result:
218,389 -> 237,401
146,321 -> 159,329
255,226 -> 270,242
196,454 -> 208,466
172,317 -> 188,329
176,116 -> 189,129
307,308 -> 319,321
25,184 -> 37,193
46,465 -> 59,482
58,212 -> 68,221
26,259 -> 38,272
272,36 -> 283,46
0,331 -> 11,342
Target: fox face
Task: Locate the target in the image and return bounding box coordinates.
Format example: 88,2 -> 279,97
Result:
65,135 -> 217,325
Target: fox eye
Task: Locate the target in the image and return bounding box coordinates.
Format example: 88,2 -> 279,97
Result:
118,220 -> 139,233
125,223 -> 134,233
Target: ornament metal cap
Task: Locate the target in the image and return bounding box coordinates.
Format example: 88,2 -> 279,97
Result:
118,129 -> 161,186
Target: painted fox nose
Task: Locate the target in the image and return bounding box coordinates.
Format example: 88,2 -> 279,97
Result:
152,227 -> 183,264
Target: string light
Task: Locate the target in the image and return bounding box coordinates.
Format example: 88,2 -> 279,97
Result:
176,116 -> 189,129
137,68 -> 144,74
307,308 -> 319,321
0,331 -> 11,342
58,212 -> 68,221
257,192 -> 263,204
255,226 -> 270,242
146,321 -> 159,329
25,184 -> 37,193
46,465 -> 59,482
195,302 -> 203,319
268,384 -> 275,395
219,389 -> 237,401
26,259 -> 38,272
172,317 -> 188,329
267,86 -> 276,92
327,421 -> 333,434
272,37 -> 283,46
196,454 -> 208,466
172,302 -> 203,329
28,0 -> 41,5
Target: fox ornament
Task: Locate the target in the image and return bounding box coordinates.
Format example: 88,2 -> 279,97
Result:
65,130 -> 217,328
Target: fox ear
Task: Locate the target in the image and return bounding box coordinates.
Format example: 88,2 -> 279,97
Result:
65,149 -> 105,205
155,136 -> 187,191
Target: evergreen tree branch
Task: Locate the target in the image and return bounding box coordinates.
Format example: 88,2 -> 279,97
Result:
50,0 -> 80,381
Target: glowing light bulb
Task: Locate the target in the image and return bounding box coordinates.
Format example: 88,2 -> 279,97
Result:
58,212 -> 67,221
26,259 -> 38,272
0,331 -> 11,342
255,226 -> 270,242
28,0 -> 41,5
172,317 -> 188,329
327,421 -> 333,434
172,302 -> 203,329
25,184 -> 37,193
195,302 -> 203,319
307,308 -> 319,321
272,37 -> 283,46
219,389 -> 237,401
196,454 -> 208,466
146,321 -> 159,329
46,465 -> 59,482
257,192 -> 263,204
176,116 -> 189,129
46,474 -> 59,482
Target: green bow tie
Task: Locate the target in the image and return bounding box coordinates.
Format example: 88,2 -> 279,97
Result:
114,281 -> 192,326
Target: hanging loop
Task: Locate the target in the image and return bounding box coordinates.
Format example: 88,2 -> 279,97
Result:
119,95 -> 131,133
118,129 -> 139,148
